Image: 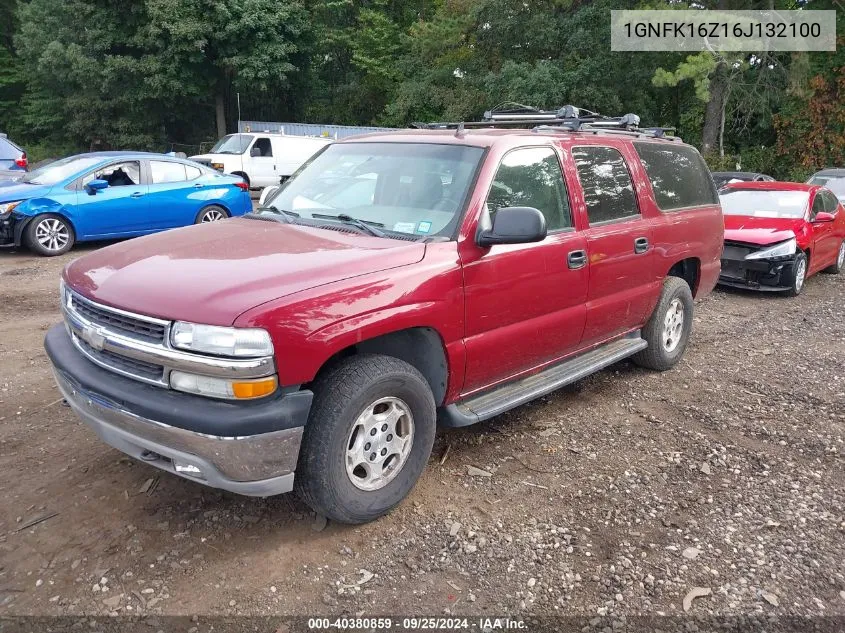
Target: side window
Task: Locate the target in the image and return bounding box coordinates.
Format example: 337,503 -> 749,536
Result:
185,165 -> 202,180
634,142 -> 719,211
823,190 -> 840,213
151,161 -> 187,184
486,147 -> 571,231
82,161 -> 141,187
573,146 -> 639,224
253,137 -> 273,157
811,192 -> 826,219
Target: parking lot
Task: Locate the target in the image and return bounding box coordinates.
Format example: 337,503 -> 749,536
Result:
1,244 -> 843,620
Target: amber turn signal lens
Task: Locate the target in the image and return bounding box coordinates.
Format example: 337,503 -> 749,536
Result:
232,376 -> 278,399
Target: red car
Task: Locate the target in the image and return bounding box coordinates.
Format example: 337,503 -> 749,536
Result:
719,182 -> 845,296
44,108 -> 724,523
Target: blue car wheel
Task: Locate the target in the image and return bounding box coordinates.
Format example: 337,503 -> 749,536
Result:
26,213 -> 75,257
195,205 -> 229,224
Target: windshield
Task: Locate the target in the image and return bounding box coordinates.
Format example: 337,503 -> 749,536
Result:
263,142 -> 485,238
808,174 -> 845,198
210,134 -> 254,155
21,155 -> 103,185
719,189 -> 809,218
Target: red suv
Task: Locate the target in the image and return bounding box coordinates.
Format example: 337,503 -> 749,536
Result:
45,109 -> 723,523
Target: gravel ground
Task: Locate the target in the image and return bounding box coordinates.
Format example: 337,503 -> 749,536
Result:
0,243 -> 843,629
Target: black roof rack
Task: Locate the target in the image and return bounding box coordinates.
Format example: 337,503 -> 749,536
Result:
412,104 -> 681,141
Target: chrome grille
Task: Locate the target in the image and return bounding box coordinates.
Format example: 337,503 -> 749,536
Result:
75,335 -> 165,382
70,292 -> 166,343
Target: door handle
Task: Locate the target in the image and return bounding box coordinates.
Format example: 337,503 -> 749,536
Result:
130,192 -> 144,198
193,183 -> 204,188
567,249 -> 587,270
634,237 -> 649,254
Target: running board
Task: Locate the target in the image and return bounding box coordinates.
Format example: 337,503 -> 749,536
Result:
439,333 -> 647,427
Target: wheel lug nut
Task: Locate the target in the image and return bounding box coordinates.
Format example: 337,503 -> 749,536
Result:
381,448 -> 387,456
370,428 -> 377,436
369,452 -> 376,461
364,442 -> 371,451
381,424 -> 388,432
386,434 -> 393,441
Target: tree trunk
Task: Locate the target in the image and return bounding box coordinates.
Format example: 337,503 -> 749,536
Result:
215,92 -> 226,139
702,61 -> 728,156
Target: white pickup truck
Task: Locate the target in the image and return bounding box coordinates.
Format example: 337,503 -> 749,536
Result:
191,133 -> 331,189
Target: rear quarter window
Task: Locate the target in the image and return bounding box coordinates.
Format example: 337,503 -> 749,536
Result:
634,142 -> 718,211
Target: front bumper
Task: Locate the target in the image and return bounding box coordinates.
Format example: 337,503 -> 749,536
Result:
0,212 -> 29,247
46,325 -> 313,496
718,253 -> 797,291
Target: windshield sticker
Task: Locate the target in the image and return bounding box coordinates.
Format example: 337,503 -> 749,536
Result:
393,222 -> 417,234
417,221 -> 432,234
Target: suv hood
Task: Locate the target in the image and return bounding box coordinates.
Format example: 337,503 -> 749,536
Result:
723,214 -> 805,246
64,218 -> 426,325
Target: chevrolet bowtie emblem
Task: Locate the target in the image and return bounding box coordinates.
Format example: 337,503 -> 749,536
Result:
81,325 -> 107,351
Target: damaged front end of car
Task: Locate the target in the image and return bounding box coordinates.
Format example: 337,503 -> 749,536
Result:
719,236 -> 799,291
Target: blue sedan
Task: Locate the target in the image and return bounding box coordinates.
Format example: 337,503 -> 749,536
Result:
0,151 -> 252,256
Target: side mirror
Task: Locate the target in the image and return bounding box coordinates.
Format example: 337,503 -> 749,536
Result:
813,211 -> 835,223
478,206 -> 547,247
250,146 -> 262,157
258,185 -> 279,206
85,179 -> 109,195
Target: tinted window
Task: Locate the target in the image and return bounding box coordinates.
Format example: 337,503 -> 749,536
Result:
719,189 -> 808,219
634,143 -> 718,211
151,161 -> 187,184
811,192 -> 825,219
573,146 -> 638,224
253,138 -> 273,157
82,161 -> 141,187
185,165 -> 202,180
822,190 -> 840,213
487,147 -> 571,231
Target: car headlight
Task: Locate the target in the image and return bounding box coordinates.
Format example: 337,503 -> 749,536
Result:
0,200 -> 22,215
745,237 -> 797,260
170,322 -> 274,357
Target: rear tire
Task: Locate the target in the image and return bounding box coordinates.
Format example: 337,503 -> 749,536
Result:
294,354 -> 436,524
25,213 -> 75,256
632,277 -> 694,371
195,205 -> 229,224
784,251 -> 808,297
823,241 -> 845,274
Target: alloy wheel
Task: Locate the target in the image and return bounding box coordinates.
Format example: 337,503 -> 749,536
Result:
662,298 -> 684,353
200,208 -> 226,222
345,397 -> 414,491
795,257 -> 806,292
34,218 -> 69,253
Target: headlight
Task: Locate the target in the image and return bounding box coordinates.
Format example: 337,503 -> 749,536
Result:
170,322 -> 274,357
0,200 -> 22,215
170,371 -> 277,400
745,237 -> 797,260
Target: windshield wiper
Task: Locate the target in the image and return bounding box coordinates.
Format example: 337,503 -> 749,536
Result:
312,213 -> 385,238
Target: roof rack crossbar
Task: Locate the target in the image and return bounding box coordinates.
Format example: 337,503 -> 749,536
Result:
413,105 -> 681,141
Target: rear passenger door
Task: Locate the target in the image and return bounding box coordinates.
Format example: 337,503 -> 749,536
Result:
568,145 -> 655,345
146,160 -> 195,229
461,146 -> 589,395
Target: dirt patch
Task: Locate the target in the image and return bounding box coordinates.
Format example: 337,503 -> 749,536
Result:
0,244 -> 843,622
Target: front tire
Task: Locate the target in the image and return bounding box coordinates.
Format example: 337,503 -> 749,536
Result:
823,241 -> 845,274
195,205 -> 229,224
785,251 -> 808,296
25,213 -> 75,256
632,277 -> 694,371
295,354 -> 436,524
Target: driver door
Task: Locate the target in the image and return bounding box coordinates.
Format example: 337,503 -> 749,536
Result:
460,146 -> 589,396
74,161 -> 148,236
247,137 -> 276,187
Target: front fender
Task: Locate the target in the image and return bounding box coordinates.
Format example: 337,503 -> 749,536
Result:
10,198 -> 74,246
